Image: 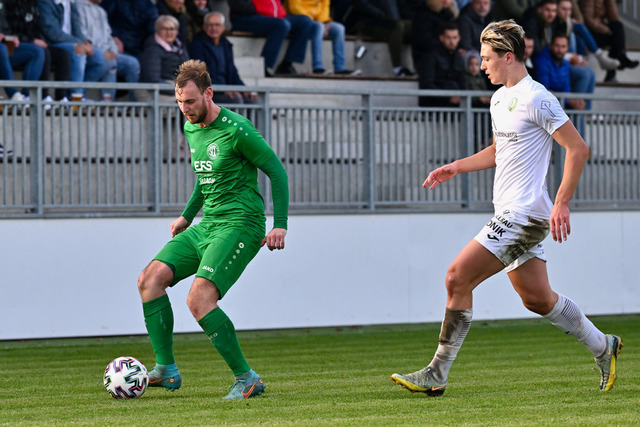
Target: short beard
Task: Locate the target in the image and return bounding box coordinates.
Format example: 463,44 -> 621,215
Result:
189,104 -> 209,125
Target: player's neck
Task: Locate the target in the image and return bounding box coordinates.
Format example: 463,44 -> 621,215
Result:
503,63 -> 529,88
199,103 -> 222,128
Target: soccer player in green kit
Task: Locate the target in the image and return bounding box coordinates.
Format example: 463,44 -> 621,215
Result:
137,59 -> 288,399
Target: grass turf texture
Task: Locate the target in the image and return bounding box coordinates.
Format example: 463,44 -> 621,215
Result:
1,315 -> 638,426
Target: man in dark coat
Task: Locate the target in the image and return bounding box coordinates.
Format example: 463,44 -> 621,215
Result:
100,0 -> 158,57
188,11 -> 255,104
457,0 -> 492,54
417,22 -> 465,107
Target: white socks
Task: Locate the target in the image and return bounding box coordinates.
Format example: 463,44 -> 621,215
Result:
544,293 -> 607,358
428,308 -> 473,382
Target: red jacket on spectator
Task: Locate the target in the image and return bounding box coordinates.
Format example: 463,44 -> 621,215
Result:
230,0 -> 286,19
255,0 -> 286,18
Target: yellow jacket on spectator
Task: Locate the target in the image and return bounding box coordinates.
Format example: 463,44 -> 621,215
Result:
286,0 -> 332,23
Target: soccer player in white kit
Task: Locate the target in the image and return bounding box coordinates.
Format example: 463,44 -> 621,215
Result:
391,19 -> 622,396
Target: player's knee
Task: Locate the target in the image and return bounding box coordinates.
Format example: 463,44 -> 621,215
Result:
186,279 -> 220,319
444,270 -> 465,296
137,262 -> 171,296
521,295 -> 553,315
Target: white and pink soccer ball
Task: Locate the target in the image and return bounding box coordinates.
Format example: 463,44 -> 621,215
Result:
103,356 -> 149,399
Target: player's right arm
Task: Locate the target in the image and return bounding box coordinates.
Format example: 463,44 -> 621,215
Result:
423,139 -> 497,189
171,180 -> 203,237
170,216 -> 191,237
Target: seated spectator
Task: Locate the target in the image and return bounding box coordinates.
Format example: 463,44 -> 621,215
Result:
157,0 -> 189,48
331,0 -> 358,35
416,22 -> 465,107
38,0 -> 114,98
286,0 -> 360,75
492,0 -> 536,22
534,32 -> 594,111
579,0 -> 639,82
5,0 -> 72,101
457,0 -> 492,55
521,0 -> 560,57
556,0 -> 619,71
228,0 -> 314,76
464,50 -> 490,150
185,0 -> 229,43
457,0 -> 497,89
464,50 -> 489,107
0,6 -> 46,101
76,0 -> 141,101
139,15 -> 189,101
411,0 -> 457,77
524,33 -> 537,78
188,11 -> 255,104
100,0 -> 158,58
186,0 -> 212,43
353,0 -> 414,76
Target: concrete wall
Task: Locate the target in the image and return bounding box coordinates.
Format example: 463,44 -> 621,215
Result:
1,211 -> 638,340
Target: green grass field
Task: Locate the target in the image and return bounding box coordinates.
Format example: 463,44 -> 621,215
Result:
1,315 -> 638,426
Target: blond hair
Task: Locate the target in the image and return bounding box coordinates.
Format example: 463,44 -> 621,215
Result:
175,59 -> 212,93
480,19 -> 526,62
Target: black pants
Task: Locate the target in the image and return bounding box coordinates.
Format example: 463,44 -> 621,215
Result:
42,46 -> 72,100
592,20 -> 626,59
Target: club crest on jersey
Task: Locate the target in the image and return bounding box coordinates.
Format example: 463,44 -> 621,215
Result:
508,97 -> 518,112
207,142 -> 219,160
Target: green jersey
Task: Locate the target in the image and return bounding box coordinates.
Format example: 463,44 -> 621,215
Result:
181,107 -> 288,229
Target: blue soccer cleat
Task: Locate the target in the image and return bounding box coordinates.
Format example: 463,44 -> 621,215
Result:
148,363 -> 182,391
223,369 -> 265,399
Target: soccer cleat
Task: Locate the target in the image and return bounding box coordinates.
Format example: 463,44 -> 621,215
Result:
595,334 -> 623,391
391,367 -> 446,396
223,369 -> 265,399
148,363 -> 182,391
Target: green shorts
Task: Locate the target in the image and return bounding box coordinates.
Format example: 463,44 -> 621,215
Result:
153,220 -> 264,298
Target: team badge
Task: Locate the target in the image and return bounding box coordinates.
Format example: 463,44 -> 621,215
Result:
540,100 -> 556,118
207,142 -> 219,160
508,97 -> 518,112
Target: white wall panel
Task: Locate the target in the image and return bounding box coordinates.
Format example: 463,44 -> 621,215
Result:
1,211 -> 638,340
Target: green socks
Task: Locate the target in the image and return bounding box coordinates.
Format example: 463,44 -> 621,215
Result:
142,294 -> 175,365
198,307 -> 250,376
144,297 -> 250,377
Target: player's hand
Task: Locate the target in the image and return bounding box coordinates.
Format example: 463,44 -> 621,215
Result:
550,203 -> 571,243
423,163 -> 458,190
261,228 -> 287,251
170,216 -> 191,237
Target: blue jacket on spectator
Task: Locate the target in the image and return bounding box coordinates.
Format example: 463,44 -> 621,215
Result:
100,0 -> 158,57
38,0 -> 89,44
534,45 -> 571,93
188,32 -> 244,87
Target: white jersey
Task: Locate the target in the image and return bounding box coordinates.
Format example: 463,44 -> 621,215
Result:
490,75 -> 569,220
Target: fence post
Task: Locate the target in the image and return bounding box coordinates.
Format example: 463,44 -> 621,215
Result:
362,92 -> 375,211
461,94 -> 473,209
30,86 -> 44,216
148,87 -> 161,215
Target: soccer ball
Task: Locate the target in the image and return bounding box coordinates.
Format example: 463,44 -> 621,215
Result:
103,356 -> 149,399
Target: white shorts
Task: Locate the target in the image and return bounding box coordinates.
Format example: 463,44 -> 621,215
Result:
473,209 -> 550,273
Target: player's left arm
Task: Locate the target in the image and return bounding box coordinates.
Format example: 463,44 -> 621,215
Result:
258,154 -> 289,250
235,123 -> 289,251
550,120 -> 589,243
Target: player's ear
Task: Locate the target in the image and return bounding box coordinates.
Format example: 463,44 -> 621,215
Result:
205,86 -> 214,100
505,51 -> 513,64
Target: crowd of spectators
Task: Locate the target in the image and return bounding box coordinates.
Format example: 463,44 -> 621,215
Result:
1,0 -> 639,104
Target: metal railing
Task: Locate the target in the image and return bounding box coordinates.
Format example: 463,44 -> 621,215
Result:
1,81 -> 639,218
